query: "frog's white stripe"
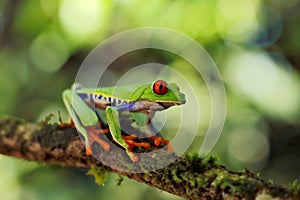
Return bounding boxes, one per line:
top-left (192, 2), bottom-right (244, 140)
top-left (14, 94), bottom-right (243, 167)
top-left (90, 93), bottom-right (130, 106)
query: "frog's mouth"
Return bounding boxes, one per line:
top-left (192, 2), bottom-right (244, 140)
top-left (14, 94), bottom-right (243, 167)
top-left (157, 100), bottom-right (186, 109)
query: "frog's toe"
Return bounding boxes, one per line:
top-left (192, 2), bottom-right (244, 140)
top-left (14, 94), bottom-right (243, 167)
top-left (123, 135), bottom-right (151, 148)
top-left (101, 141), bottom-right (110, 151)
top-left (85, 146), bottom-right (92, 156)
top-left (128, 152), bottom-right (139, 162)
top-left (122, 135), bottom-right (153, 162)
top-left (150, 136), bottom-right (173, 152)
top-left (86, 126), bottom-right (111, 151)
top-left (153, 136), bottom-right (162, 146)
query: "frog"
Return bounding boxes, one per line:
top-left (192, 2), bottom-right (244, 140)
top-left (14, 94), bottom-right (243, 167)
top-left (62, 80), bottom-right (186, 162)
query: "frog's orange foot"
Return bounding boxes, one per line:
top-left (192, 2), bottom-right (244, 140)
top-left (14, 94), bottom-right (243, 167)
top-left (59, 119), bottom-right (75, 128)
top-left (122, 134), bottom-right (152, 162)
top-left (86, 126), bottom-right (111, 154)
top-left (123, 134), bottom-right (151, 149)
top-left (128, 152), bottom-right (139, 162)
top-left (150, 136), bottom-right (173, 152)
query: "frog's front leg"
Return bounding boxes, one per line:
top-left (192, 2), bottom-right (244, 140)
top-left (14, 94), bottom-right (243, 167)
top-left (62, 89), bottom-right (110, 155)
top-left (105, 102), bottom-right (155, 162)
top-left (105, 106), bottom-right (137, 162)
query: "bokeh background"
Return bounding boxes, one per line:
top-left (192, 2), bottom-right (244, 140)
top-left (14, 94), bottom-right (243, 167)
top-left (0, 0), bottom-right (299, 199)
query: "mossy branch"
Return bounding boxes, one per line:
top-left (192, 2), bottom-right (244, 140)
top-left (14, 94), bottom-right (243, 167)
top-left (0, 117), bottom-right (298, 200)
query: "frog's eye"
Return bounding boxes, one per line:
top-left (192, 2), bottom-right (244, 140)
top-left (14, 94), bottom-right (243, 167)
top-left (153, 80), bottom-right (168, 95)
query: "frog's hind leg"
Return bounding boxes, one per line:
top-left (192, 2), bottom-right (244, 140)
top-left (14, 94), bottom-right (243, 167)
top-left (62, 89), bottom-right (110, 155)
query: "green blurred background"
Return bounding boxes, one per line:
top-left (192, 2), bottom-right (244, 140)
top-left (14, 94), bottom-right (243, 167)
top-left (0, 0), bottom-right (299, 199)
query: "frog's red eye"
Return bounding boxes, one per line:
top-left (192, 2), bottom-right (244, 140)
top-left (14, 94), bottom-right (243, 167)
top-left (152, 80), bottom-right (168, 95)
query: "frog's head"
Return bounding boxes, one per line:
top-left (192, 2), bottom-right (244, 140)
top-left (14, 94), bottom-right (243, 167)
top-left (132, 80), bottom-right (186, 109)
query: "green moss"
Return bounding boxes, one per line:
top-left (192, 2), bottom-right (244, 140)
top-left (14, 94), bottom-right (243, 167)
top-left (289, 179), bottom-right (300, 191)
top-left (288, 179), bottom-right (300, 197)
top-left (39, 113), bottom-right (54, 125)
top-left (184, 152), bottom-right (200, 162)
top-left (210, 169), bottom-right (228, 187)
top-left (87, 165), bottom-right (108, 186)
top-left (116, 175), bottom-right (124, 186)
top-left (171, 169), bottom-right (182, 183)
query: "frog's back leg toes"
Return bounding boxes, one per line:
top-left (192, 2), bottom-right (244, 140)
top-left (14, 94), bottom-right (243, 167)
top-left (85, 126), bottom-right (111, 155)
top-left (150, 136), bottom-right (173, 152)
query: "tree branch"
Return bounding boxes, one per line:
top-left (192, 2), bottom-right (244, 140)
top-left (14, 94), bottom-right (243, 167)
top-left (0, 117), bottom-right (298, 199)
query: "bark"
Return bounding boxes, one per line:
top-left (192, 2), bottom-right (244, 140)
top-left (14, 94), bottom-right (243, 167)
top-left (0, 117), bottom-right (299, 200)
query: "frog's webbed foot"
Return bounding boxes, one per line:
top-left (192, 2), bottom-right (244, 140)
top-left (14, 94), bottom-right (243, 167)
top-left (150, 136), bottom-right (174, 152)
top-left (122, 134), bottom-right (151, 162)
top-left (85, 126), bottom-right (110, 155)
top-left (123, 134), bottom-right (151, 149)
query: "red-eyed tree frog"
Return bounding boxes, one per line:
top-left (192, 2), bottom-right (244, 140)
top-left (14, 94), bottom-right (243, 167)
top-left (62, 80), bottom-right (186, 162)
